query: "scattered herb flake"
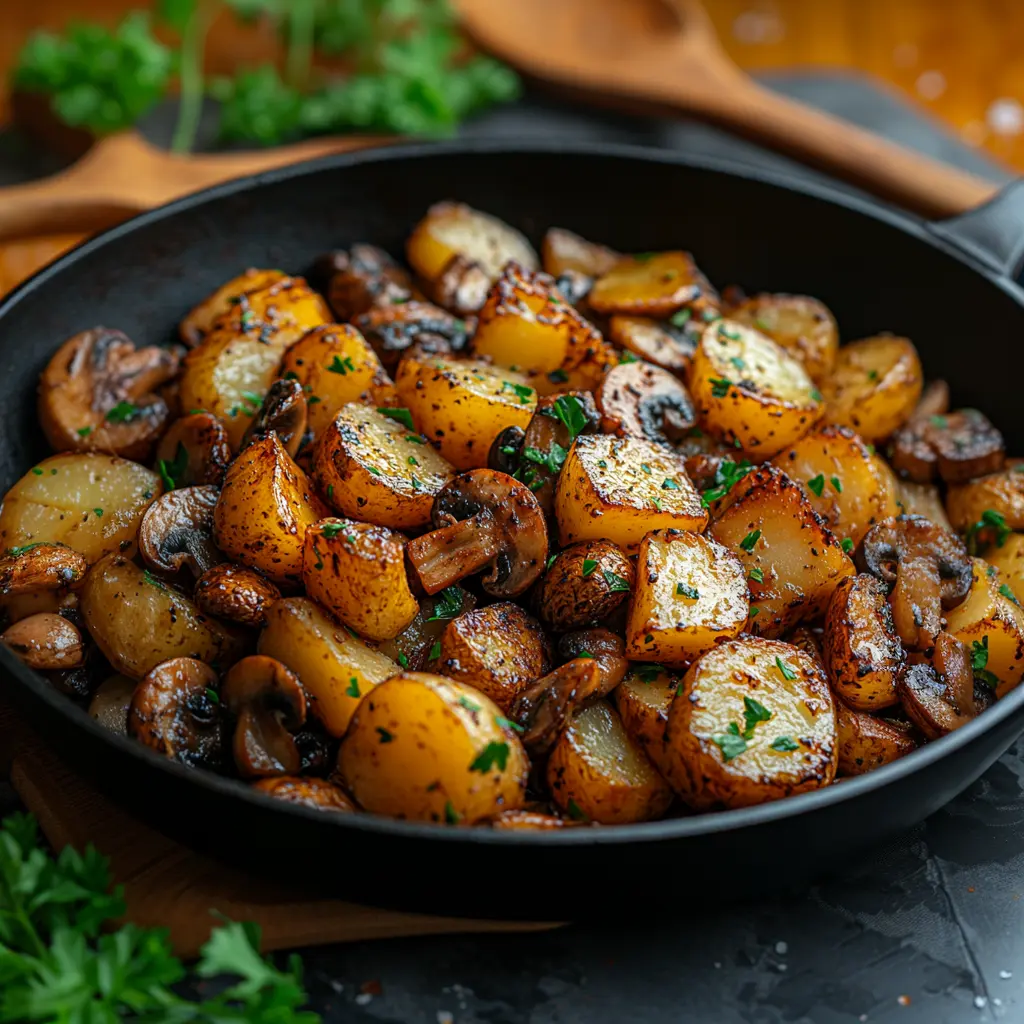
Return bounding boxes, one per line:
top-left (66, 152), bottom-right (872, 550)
top-left (377, 727), bottom-right (394, 743)
top-left (104, 400), bottom-right (137, 423)
top-left (749, 567), bottom-right (764, 584)
top-left (771, 736), bottom-right (800, 752)
top-left (469, 741), bottom-right (509, 773)
top-left (495, 715), bottom-right (525, 734)
top-left (502, 380), bottom-right (535, 404)
top-left (807, 473), bottom-right (825, 497)
top-left (427, 586), bottom-right (464, 622)
top-left (1000, 582), bottom-right (1020, 606)
top-left (552, 394), bottom-right (588, 439)
top-left (581, 558), bottom-right (598, 578)
top-left (670, 308), bottom-right (692, 327)
top-left (841, 537), bottom-right (855, 554)
top-left (830, 475), bottom-right (843, 493)
top-left (709, 377), bottom-right (732, 399)
top-left (740, 529), bottom-right (761, 553)
top-left (548, 368), bottom-right (569, 383)
top-left (775, 657), bottom-right (797, 681)
top-left (458, 695), bottom-right (481, 712)
top-left (676, 583), bottom-right (700, 599)
top-left (76, 425), bottom-right (93, 437)
top-left (566, 798), bottom-right (589, 821)
top-left (378, 407), bottom-right (415, 430)
top-left (444, 801), bottom-right (459, 825)
top-left (327, 355), bottom-right (355, 375)
top-left (346, 677), bottom-right (361, 698)
top-left (429, 640), bottom-right (442, 661)
top-left (603, 570), bottom-right (631, 592)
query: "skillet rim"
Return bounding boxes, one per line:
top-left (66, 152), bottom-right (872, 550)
top-left (1, 137), bottom-right (1022, 848)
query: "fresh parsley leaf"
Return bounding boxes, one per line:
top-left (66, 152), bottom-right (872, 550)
top-left (966, 508), bottom-right (1011, 553)
top-left (830, 475), bottom-right (843, 493)
top-left (377, 406), bottom-right (415, 430)
top-left (771, 736), bottom-right (800, 752)
top-left (841, 537), bottom-right (855, 554)
top-left (676, 583), bottom-right (699, 599)
top-left (548, 368), bottom-right (569, 383)
top-left (551, 394), bottom-right (588, 439)
top-left (618, 349), bottom-right (639, 364)
top-left (603, 570), bottom-right (631, 592)
top-left (581, 558), bottom-right (598, 578)
top-left (523, 442), bottom-right (568, 475)
top-left (713, 729), bottom-right (748, 761)
top-left (1000, 582), bottom-right (1020, 606)
top-left (662, 478), bottom-right (679, 490)
top-left (429, 640), bottom-right (442, 661)
top-left (457, 695), bottom-right (481, 712)
top-left (775, 657), bottom-right (797, 681)
top-left (495, 715), bottom-right (525, 734)
top-left (749, 567), bottom-right (764, 583)
top-left (444, 801), bottom-right (459, 825)
top-left (157, 441), bottom-right (189, 491)
top-left (469, 741), bottom-right (509, 773)
top-left (104, 400), bottom-right (138, 423)
top-left (377, 726), bottom-right (394, 743)
top-left (427, 586), bottom-right (463, 621)
top-left (670, 308), bottom-right (691, 328)
top-left (740, 529), bottom-right (761, 553)
top-left (700, 458), bottom-right (752, 506)
top-left (635, 664), bottom-right (666, 683)
top-left (502, 380), bottom-right (535, 404)
top-left (709, 377), bottom-right (732, 399)
top-left (327, 354), bottom-right (355, 375)
top-left (346, 676), bottom-right (361, 698)
top-left (807, 473), bottom-right (825, 497)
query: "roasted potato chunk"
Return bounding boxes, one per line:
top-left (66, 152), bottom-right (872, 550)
top-left (836, 703), bottom-right (917, 776)
top-left (822, 335), bottom-right (923, 442)
top-left (772, 424), bottom-right (900, 545)
top-left (314, 403), bottom-right (455, 529)
top-left (536, 540), bottom-right (634, 632)
top-left (689, 320), bottom-right (822, 457)
top-left (664, 636), bottom-right (837, 810)
top-left (81, 554), bottom-right (244, 679)
top-left (626, 529), bottom-right (748, 664)
top-left (0, 453), bottom-right (160, 564)
top-left (555, 434), bottom-right (706, 553)
top-left (302, 518), bottom-right (419, 641)
top-left (547, 702), bottom-right (673, 824)
top-left (338, 672), bottom-right (529, 823)
top-left (823, 573), bottom-right (904, 709)
top-left (213, 434), bottom-right (328, 587)
top-left (588, 252), bottom-right (715, 318)
top-left (179, 268), bottom-right (287, 347)
top-left (258, 596), bottom-right (399, 737)
top-left (606, 316), bottom-right (695, 376)
top-left (279, 324), bottom-right (397, 439)
top-left (946, 466), bottom-right (1024, 535)
top-left (613, 665), bottom-right (678, 778)
top-left (945, 558), bottom-right (1024, 698)
top-left (710, 466), bottom-right (854, 638)
top-left (541, 227), bottom-right (621, 278)
top-left (395, 352), bottom-right (537, 470)
top-left (435, 602), bottom-right (550, 712)
top-left (985, 532), bottom-right (1024, 604)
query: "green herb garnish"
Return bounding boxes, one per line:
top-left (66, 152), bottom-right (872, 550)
top-left (771, 736), bottom-right (800, 752)
top-left (377, 407), bottom-right (414, 430)
top-left (104, 400), bottom-right (137, 423)
top-left (469, 741), bottom-right (509, 773)
top-left (676, 583), bottom-right (699, 599)
top-left (775, 657), bottom-right (797, 681)
top-left (581, 558), bottom-right (598, 578)
top-left (807, 473), bottom-right (825, 498)
top-left (551, 394), bottom-right (588, 439)
top-left (740, 529), bottom-right (761, 553)
top-left (502, 380), bottom-right (535, 405)
top-left (427, 586), bottom-right (463, 622)
top-left (709, 377), bottom-right (732, 399)
top-left (603, 571), bottom-right (631, 592)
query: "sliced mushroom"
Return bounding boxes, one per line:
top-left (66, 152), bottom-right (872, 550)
top-left (0, 543), bottom-right (87, 596)
top-left (154, 412), bottom-right (232, 488)
top-left (856, 515), bottom-right (972, 649)
top-left (606, 316), bottom-right (696, 376)
top-left (595, 361), bottom-right (695, 446)
top-left (431, 254), bottom-right (492, 316)
top-left (1, 612), bottom-right (84, 670)
top-left (889, 408), bottom-right (1004, 484)
top-left (406, 469), bottom-right (549, 598)
top-left (194, 563), bottom-right (281, 628)
top-left (239, 378), bottom-right (308, 459)
top-left (537, 541), bottom-right (634, 632)
top-left (221, 655), bottom-right (307, 778)
top-left (38, 327), bottom-right (180, 460)
top-left (88, 673), bottom-right (137, 735)
top-left (488, 425), bottom-right (526, 475)
top-left (251, 775), bottom-right (355, 812)
top-left (139, 485), bottom-right (221, 578)
top-left (558, 628), bottom-right (629, 700)
top-left (508, 658), bottom-right (601, 755)
top-left (352, 301), bottom-right (470, 375)
top-left (552, 269), bottom-right (594, 308)
top-left (293, 727), bottom-right (334, 776)
top-left (898, 649), bottom-right (978, 741)
top-left (128, 657), bottom-right (223, 768)
top-left (315, 244), bottom-right (413, 321)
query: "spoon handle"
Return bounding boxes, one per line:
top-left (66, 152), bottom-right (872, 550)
top-left (694, 75), bottom-right (998, 219)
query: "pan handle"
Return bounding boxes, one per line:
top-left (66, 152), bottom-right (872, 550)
top-left (927, 179), bottom-right (1024, 281)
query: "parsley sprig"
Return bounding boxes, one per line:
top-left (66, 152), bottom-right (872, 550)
top-left (712, 696), bottom-right (772, 762)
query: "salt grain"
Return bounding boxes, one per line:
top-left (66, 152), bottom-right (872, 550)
top-left (974, 995), bottom-right (988, 1009)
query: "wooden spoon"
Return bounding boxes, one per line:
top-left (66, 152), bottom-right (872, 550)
top-left (0, 130), bottom-right (387, 243)
top-left (454, 0), bottom-right (999, 218)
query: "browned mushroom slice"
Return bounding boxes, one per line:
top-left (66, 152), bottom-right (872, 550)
top-left (352, 301), bottom-right (470, 375)
top-left (194, 563), bottom-right (281, 628)
top-left (1, 612), bottom-right (84, 670)
top-left (898, 652), bottom-right (978, 741)
top-left (317, 244), bottom-right (413, 321)
top-left (238, 378), bottom-right (308, 459)
top-left (541, 226), bottom-right (621, 278)
top-left (537, 542), bottom-right (634, 632)
top-left (595, 361), bottom-right (695, 446)
top-left (155, 412), bottom-right (232, 489)
top-left (88, 673), bottom-right (137, 735)
top-left (552, 269), bottom-right (594, 308)
top-left (251, 775), bottom-right (356, 812)
top-left (487, 425), bottom-right (526, 475)
top-left (139, 485), bottom-right (222, 578)
top-left (431, 254), bottom-right (492, 316)
top-left (508, 658), bottom-right (601, 755)
top-left (221, 655), bottom-right (307, 778)
top-left (856, 515), bottom-right (972, 649)
top-left (607, 316), bottom-right (696, 376)
top-left (128, 657), bottom-right (223, 768)
top-left (0, 544), bottom-right (87, 595)
top-left (406, 470), bottom-right (549, 597)
top-left (889, 408), bottom-right (1005, 484)
top-left (38, 327), bottom-right (181, 460)
top-left (558, 628), bottom-right (629, 700)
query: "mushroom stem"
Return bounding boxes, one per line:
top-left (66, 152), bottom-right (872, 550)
top-left (510, 658), bottom-right (600, 756)
top-left (406, 514), bottom-right (502, 595)
top-left (931, 630), bottom-right (975, 717)
top-left (889, 558), bottom-right (943, 649)
top-left (559, 629), bottom-right (628, 701)
top-left (185, 532), bottom-right (222, 578)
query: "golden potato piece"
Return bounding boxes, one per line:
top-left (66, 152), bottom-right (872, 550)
top-left (258, 596), bottom-right (399, 737)
top-left (338, 672), bottom-right (528, 823)
top-left (435, 602), bottom-right (550, 712)
top-left (822, 573), bottom-right (904, 710)
top-left (213, 434), bottom-right (328, 587)
top-left (588, 252), bottom-right (715, 318)
top-left (836, 703), bottom-right (917, 776)
top-left (555, 434), bottom-right (706, 553)
top-left (772, 424), bottom-right (899, 545)
top-left (946, 466), bottom-right (1024, 536)
top-left (945, 558), bottom-right (1024, 698)
top-left (541, 226), bottom-right (621, 278)
top-left (406, 201), bottom-right (538, 284)
top-left (986, 532), bottom-right (1024, 604)
top-left (81, 554), bottom-right (245, 679)
top-left (547, 702), bottom-right (673, 824)
top-left (302, 518), bottom-right (419, 641)
top-left (0, 453), bottom-right (160, 564)
top-left (689, 320), bottom-right (822, 458)
top-left (395, 352), bottom-right (536, 470)
top-left (822, 335), bottom-right (923, 442)
top-left (279, 324), bottom-right (397, 440)
top-left (626, 529), bottom-right (748, 665)
top-left (613, 665), bottom-right (679, 778)
top-left (179, 268), bottom-right (287, 347)
top-left (314, 403), bottom-right (455, 529)
top-left (664, 636), bottom-right (837, 810)
top-left (710, 466), bottom-right (854, 638)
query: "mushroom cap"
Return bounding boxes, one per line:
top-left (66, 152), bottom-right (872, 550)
top-left (0, 543), bottom-right (88, 596)
top-left (509, 658), bottom-right (600, 755)
top-left (251, 775), bottom-right (355, 812)
top-left (596, 362), bottom-right (695, 446)
top-left (1, 612), bottom-right (84, 671)
top-left (194, 563), bottom-right (281, 628)
top-left (537, 541), bottom-right (634, 632)
top-left (487, 425), bottom-right (525, 475)
top-left (890, 408), bottom-right (1005, 485)
top-left (139, 484), bottom-right (221, 576)
top-left (155, 412), bottom-right (232, 488)
top-left (239, 378), bottom-right (308, 459)
top-left (558, 627), bottom-right (629, 700)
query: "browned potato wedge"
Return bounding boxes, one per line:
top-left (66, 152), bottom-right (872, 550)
top-left (836, 702), bottom-right (917, 776)
top-left (258, 596), bottom-right (399, 737)
top-left (664, 636), bottom-right (837, 810)
top-left (81, 554), bottom-right (245, 679)
top-left (541, 227), bottom-right (621, 278)
top-left (710, 466), bottom-right (854, 638)
top-left (0, 453), bottom-right (160, 564)
top-left (213, 434), bottom-right (329, 587)
top-left (822, 335), bottom-right (923, 442)
top-left (314, 403), bottom-right (455, 529)
top-left (395, 352), bottom-right (537, 470)
top-left (896, 478), bottom-right (952, 529)
top-left (613, 665), bottom-right (679, 778)
top-left (822, 573), bottom-right (904, 710)
top-left (689, 320), bottom-right (822, 457)
top-left (986, 533), bottom-right (1024, 604)
top-left (946, 466), bottom-right (1024, 535)
top-left (536, 540), bottom-right (634, 632)
top-left (555, 434), bottom-right (707, 553)
top-left (435, 602), bottom-right (550, 712)
top-left (338, 672), bottom-right (529, 823)
top-left (179, 268), bottom-right (287, 347)
top-left (547, 702), bottom-right (673, 824)
top-left (406, 201), bottom-right (538, 284)
top-left (772, 424), bottom-right (900, 545)
top-left (302, 518), bottom-right (418, 641)
top-left (945, 557), bottom-right (1024, 698)
top-left (724, 293), bottom-right (839, 383)
top-left (588, 252), bottom-right (715, 319)
top-left (626, 529), bottom-right (748, 665)
top-left (607, 316), bottom-right (695, 376)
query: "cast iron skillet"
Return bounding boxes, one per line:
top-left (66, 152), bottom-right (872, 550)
top-left (3, 142), bottom-right (1024, 920)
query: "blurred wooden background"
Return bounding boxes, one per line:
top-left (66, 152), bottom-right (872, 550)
top-left (3, 0), bottom-right (1024, 295)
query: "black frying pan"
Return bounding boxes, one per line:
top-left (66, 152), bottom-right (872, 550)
top-left (2, 142), bottom-right (1024, 920)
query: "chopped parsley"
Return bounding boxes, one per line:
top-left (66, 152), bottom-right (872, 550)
top-left (141, 570), bottom-right (167, 591)
top-left (719, 326), bottom-right (741, 341)
top-left (457, 695), bottom-right (481, 712)
top-left (566, 798), bottom-right (589, 821)
top-left (662, 478), bottom-right (679, 490)
top-left (640, 463), bottom-right (652, 475)
top-left (427, 586), bottom-right (464, 621)
top-left (603, 571), bottom-right (631, 592)
top-left (502, 380), bottom-right (535, 405)
top-left (546, 552), bottom-right (559, 571)
top-left (807, 473), bottom-right (825, 498)
top-left (670, 308), bottom-right (692, 328)
top-left (740, 529), bottom-right (761, 553)
top-left (93, 508), bottom-right (103, 517)
top-left (713, 696), bottom-right (773, 761)
top-left (810, 387), bottom-right (823, 402)
top-left (676, 583), bottom-right (699, 599)
top-left (104, 400), bottom-right (137, 423)
top-left (971, 636), bottom-right (999, 689)
top-left (771, 736), bottom-right (800, 752)
top-left (966, 508), bottom-right (1011, 553)
top-left (469, 741), bottom-right (509, 773)
top-left (397, 654), bottom-right (409, 668)
top-left (405, 433), bottom-right (426, 444)
top-left (444, 801), bottom-right (460, 825)
top-left (328, 355), bottom-right (355, 375)
top-left (597, 460), bottom-right (608, 469)
top-left (775, 657), bottom-right (797, 681)
top-left (1000, 582), bottom-right (1020, 606)
top-left (700, 459), bottom-right (752, 506)
top-left (523, 442), bottom-right (568, 475)
top-left (495, 715), bottom-right (525, 734)
top-left (76, 425), bottom-right (92, 438)
top-left (205, 688), bottom-right (219, 705)
top-left (548, 368), bottom-right (569, 384)
top-left (345, 677), bottom-right (361, 698)
top-left (551, 394), bottom-right (589, 439)
top-left (320, 522), bottom-right (345, 539)
top-left (841, 537), bottom-right (855, 554)
top-left (635, 664), bottom-right (666, 683)
top-left (749, 567), bottom-right (764, 584)
top-left (429, 641), bottom-right (442, 661)
top-left (867, 369), bottom-right (879, 381)
top-left (729, 356), bottom-right (746, 371)
top-left (712, 726), bottom-right (749, 762)
top-left (6, 544), bottom-right (45, 558)
top-left (581, 558), bottom-right (598, 578)
top-left (408, 455), bottom-right (419, 466)
top-left (931, 414), bottom-right (948, 429)
top-left (830, 475), bottom-right (843, 493)
top-left (619, 349), bottom-right (639, 364)
top-left (157, 441), bottom-right (189, 492)
top-left (378, 407), bottom-right (414, 430)
top-left (709, 377), bottom-right (732, 399)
